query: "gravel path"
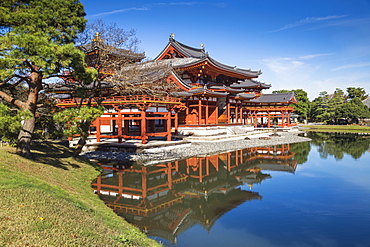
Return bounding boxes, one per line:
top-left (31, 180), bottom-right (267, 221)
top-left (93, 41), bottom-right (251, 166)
top-left (81, 131), bottom-right (311, 165)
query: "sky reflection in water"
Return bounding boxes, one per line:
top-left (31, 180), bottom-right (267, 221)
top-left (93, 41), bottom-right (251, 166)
top-left (94, 132), bottom-right (370, 247)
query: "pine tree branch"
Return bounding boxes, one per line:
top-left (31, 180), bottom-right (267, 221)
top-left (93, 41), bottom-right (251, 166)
top-left (0, 90), bottom-right (26, 109)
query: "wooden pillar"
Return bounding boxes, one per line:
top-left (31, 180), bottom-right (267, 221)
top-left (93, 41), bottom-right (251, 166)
top-left (186, 99), bottom-right (190, 124)
top-left (239, 104), bottom-right (243, 124)
top-left (281, 111), bottom-right (285, 128)
top-left (118, 169), bottom-right (123, 195)
top-left (206, 157), bottom-right (210, 176)
top-left (166, 110), bottom-right (172, 141)
top-left (205, 98), bottom-right (209, 125)
top-left (227, 98), bottom-right (231, 124)
top-left (96, 176), bottom-right (101, 192)
top-left (267, 111), bottom-right (271, 128)
top-left (167, 162), bottom-right (172, 190)
top-left (117, 112), bottom-right (123, 143)
top-left (215, 98), bottom-right (219, 124)
top-left (96, 117), bottom-right (101, 142)
top-left (140, 109), bottom-right (147, 144)
top-left (198, 98), bottom-right (202, 124)
top-left (174, 160), bottom-right (179, 172)
top-left (174, 110), bottom-right (179, 135)
top-left (227, 153), bottom-right (231, 171)
top-left (199, 159), bottom-right (203, 183)
top-left (238, 104), bottom-right (240, 123)
top-left (141, 167), bottom-right (147, 198)
top-left (254, 112), bottom-right (258, 128)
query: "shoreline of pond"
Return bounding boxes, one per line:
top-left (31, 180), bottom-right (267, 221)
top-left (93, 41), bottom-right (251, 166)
top-left (0, 144), bottom-right (161, 246)
top-left (81, 131), bottom-right (312, 165)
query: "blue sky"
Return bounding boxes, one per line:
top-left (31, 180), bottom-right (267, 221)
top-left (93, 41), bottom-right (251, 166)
top-left (80, 0), bottom-right (370, 99)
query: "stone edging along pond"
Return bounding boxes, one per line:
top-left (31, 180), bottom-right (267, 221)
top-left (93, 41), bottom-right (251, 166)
top-left (81, 131), bottom-right (312, 165)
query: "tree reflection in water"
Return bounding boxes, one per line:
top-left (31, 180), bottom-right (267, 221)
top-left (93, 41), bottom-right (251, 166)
top-left (307, 132), bottom-right (370, 160)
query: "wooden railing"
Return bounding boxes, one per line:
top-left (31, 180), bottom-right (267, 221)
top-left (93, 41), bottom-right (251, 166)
top-left (57, 95), bottom-right (182, 106)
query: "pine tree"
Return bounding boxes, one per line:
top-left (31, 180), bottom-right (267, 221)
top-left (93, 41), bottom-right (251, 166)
top-left (0, 1), bottom-right (95, 157)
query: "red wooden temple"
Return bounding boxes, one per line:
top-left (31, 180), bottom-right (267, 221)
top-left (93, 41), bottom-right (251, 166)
top-left (50, 34), bottom-right (297, 143)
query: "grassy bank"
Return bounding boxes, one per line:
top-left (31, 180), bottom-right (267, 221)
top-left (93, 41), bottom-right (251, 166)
top-left (300, 124), bottom-right (370, 133)
top-left (0, 142), bottom-right (161, 247)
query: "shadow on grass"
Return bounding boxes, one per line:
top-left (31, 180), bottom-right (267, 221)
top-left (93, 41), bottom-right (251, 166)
top-left (30, 140), bottom-right (101, 171)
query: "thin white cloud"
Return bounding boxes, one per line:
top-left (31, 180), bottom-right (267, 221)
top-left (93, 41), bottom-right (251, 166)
top-left (332, 62), bottom-right (370, 71)
top-left (89, 7), bottom-right (149, 17)
top-left (89, 2), bottom-right (225, 17)
top-left (255, 53), bottom-right (370, 100)
top-left (270, 15), bottom-right (348, 33)
top-left (299, 53), bottom-right (335, 60)
top-left (319, 17), bottom-right (370, 29)
top-left (260, 53), bottom-right (370, 99)
top-left (154, 2), bottom-right (225, 7)
top-left (260, 56), bottom-right (320, 98)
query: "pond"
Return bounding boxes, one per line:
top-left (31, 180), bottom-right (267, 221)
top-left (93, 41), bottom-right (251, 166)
top-left (92, 132), bottom-right (370, 247)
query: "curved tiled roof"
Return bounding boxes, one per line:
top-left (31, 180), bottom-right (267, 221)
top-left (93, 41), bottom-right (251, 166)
top-left (206, 57), bottom-right (261, 78)
top-left (45, 80), bottom-right (114, 93)
top-left (236, 93), bottom-right (257, 99)
top-left (248, 92), bottom-right (296, 103)
top-left (225, 87), bottom-right (245, 93)
top-left (230, 79), bottom-right (270, 89)
top-left (170, 91), bottom-right (193, 97)
top-left (208, 85), bottom-right (225, 90)
top-left (188, 87), bottom-right (228, 97)
top-left (169, 38), bottom-right (207, 58)
top-left (78, 40), bottom-right (145, 61)
top-left (155, 37), bottom-right (262, 78)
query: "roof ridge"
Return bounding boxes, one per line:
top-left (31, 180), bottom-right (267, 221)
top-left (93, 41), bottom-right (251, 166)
top-left (170, 37), bottom-right (206, 58)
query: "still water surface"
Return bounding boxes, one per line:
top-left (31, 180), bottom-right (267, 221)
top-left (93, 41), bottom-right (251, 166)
top-left (92, 132), bottom-right (370, 247)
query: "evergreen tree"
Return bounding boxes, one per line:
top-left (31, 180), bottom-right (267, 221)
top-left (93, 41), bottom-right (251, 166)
top-left (310, 89), bottom-right (346, 123)
top-left (310, 91), bottom-right (329, 122)
top-left (272, 89), bottom-right (310, 122)
top-left (335, 97), bottom-right (370, 123)
top-left (54, 106), bottom-right (104, 156)
top-left (346, 87), bottom-right (368, 101)
top-left (0, 1), bottom-right (95, 157)
top-left (328, 88), bottom-right (345, 123)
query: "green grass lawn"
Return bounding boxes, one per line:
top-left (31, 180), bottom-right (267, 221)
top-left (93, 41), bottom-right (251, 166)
top-left (0, 141), bottom-right (161, 247)
top-left (300, 124), bottom-right (370, 133)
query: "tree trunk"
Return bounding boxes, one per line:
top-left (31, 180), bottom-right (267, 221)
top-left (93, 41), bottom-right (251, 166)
top-left (17, 117), bottom-right (36, 158)
top-left (73, 137), bottom-right (86, 157)
top-left (73, 120), bottom-right (92, 157)
top-left (16, 69), bottom-right (42, 158)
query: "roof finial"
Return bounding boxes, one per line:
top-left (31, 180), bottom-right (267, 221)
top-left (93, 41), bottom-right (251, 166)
top-left (92, 32), bottom-right (102, 42)
top-left (200, 43), bottom-right (205, 49)
top-left (170, 33), bottom-right (175, 39)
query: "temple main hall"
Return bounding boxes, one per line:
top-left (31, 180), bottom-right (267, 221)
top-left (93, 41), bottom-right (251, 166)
top-left (51, 34), bottom-right (297, 144)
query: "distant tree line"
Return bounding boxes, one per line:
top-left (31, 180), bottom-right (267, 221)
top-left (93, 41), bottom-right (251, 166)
top-left (273, 87), bottom-right (370, 124)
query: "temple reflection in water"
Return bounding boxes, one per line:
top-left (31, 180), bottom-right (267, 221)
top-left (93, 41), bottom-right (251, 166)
top-left (92, 144), bottom-right (298, 244)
